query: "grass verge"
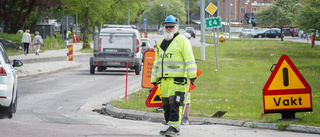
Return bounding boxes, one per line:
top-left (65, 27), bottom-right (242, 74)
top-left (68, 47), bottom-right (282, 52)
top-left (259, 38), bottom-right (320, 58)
top-left (110, 37), bottom-right (320, 127)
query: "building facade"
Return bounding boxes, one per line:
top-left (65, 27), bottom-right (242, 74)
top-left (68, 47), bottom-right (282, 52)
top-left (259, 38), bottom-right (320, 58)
top-left (218, 0), bottom-right (274, 23)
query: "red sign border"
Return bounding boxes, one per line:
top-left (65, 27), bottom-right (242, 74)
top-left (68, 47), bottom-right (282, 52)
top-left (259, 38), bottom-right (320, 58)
top-left (262, 54), bottom-right (312, 112)
top-left (145, 85), bottom-right (162, 107)
top-left (263, 54), bottom-right (311, 95)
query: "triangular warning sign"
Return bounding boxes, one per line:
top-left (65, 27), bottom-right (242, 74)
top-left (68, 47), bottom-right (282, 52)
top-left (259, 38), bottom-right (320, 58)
top-left (145, 85), bottom-right (162, 107)
top-left (219, 36), bottom-right (225, 43)
top-left (263, 55), bottom-right (311, 95)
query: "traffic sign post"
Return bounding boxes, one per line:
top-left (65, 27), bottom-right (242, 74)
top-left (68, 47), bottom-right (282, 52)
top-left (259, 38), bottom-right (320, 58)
top-left (205, 17), bottom-right (222, 29)
top-left (144, 17), bottom-right (147, 32)
top-left (263, 55), bottom-right (312, 121)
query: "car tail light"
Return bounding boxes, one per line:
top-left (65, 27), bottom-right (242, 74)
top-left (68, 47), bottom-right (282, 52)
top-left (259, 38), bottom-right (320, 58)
top-left (148, 46), bottom-right (153, 51)
top-left (136, 39), bottom-right (139, 53)
top-left (99, 38), bottom-right (102, 52)
top-left (0, 67), bottom-right (7, 76)
top-left (95, 62), bottom-right (102, 65)
top-left (0, 96), bottom-right (7, 99)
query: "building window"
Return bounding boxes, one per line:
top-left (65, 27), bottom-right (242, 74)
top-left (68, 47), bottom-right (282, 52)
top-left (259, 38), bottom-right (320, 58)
top-left (252, 7), bottom-right (257, 12)
top-left (241, 7), bottom-right (245, 13)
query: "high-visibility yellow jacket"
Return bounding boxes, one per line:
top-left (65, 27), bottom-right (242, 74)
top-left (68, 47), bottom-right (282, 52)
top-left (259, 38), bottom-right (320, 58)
top-left (151, 34), bottom-right (197, 83)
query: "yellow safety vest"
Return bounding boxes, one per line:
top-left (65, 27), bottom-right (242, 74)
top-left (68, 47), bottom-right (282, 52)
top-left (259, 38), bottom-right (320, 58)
top-left (151, 34), bottom-right (197, 83)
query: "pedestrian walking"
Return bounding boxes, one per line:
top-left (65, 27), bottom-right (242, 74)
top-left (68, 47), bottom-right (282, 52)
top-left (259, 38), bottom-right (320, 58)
top-left (32, 31), bottom-right (43, 56)
top-left (21, 29), bottom-right (31, 55)
top-left (151, 15), bottom-right (197, 137)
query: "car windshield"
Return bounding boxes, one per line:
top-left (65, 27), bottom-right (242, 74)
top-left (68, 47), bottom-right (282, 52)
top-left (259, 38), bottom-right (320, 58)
top-left (141, 39), bottom-right (151, 46)
top-left (185, 27), bottom-right (194, 31)
top-left (180, 29), bottom-right (187, 33)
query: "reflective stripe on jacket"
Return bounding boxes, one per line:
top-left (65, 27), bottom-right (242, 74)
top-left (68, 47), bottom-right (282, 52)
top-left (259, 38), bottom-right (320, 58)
top-left (151, 34), bottom-right (197, 83)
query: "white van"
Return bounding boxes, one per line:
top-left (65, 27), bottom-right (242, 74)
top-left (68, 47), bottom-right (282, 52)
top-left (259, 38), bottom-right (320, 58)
top-left (90, 27), bottom-right (142, 75)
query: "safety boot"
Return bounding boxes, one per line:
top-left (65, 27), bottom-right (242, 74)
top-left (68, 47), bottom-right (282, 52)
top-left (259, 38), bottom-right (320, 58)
top-left (162, 126), bottom-right (180, 137)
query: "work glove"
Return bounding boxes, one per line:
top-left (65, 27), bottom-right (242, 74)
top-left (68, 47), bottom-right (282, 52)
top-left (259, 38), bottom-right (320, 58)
top-left (151, 82), bottom-right (157, 86)
top-left (190, 78), bottom-right (196, 85)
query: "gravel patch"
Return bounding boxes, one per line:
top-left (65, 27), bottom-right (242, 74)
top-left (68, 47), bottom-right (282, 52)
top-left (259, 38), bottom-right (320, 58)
top-left (15, 61), bottom-right (82, 78)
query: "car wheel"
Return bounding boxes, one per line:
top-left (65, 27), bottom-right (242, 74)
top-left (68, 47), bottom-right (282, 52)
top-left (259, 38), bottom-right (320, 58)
top-left (258, 35), bottom-right (262, 38)
top-left (5, 91), bottom-right (15, 119)
top-left (135, 64), bottom-right (141, 75)
top-left (90, 65), bottom-right (95, 74)
top-left (12, 91), bottom-right (17, 113)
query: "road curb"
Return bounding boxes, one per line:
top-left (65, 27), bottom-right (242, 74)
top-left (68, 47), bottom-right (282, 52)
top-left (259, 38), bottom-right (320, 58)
top-left (104, 104), bottom-right (320, 134)
top-left (17, 62), bottom-right (82, 79)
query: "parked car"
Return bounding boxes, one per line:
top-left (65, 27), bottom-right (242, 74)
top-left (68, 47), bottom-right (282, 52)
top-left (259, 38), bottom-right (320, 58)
top-left (282, 28), bottom-right (291, 36)
top-left (0, 42), bottom-right (23, 118)
top-left (252, 29), bottom-right (281, 38)
top-left (185, 27), bottom-right (196, 38)
top-left (179, 29), bottom-right (191, 39)
top-left (240, 29), bottom-right (254, 37)
top-left (158, 27), bottom-right (164, 35)
top-left (141, 38), bottom-right (153, 62)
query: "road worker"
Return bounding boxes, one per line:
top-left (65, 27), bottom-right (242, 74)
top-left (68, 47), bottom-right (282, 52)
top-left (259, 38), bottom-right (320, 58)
top-left (151, 15), bottom-right (197, 137)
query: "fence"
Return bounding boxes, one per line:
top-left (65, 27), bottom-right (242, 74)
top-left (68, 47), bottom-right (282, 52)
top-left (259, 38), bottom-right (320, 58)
top-left (135, 23), bottom-right (201, 32)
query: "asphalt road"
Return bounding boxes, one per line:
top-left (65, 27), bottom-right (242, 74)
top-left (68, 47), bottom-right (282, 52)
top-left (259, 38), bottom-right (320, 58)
top-left (1, 32), bottom-right (319, 136)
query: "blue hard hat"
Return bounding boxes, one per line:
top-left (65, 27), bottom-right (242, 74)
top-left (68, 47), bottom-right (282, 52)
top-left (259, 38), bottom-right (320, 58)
top-left (164, 15), bottom-right (179, 24)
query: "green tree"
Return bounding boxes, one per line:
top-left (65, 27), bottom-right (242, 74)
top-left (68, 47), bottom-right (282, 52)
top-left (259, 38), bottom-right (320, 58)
top-left (62, 0), bottom-right (111, 49)
top-left (62, 0), bottom-right (146, 49)
top-left (140, 0), bottom-right (186, 27)
top-left (0, 0), bottom-right (62, 34)
top-left (254, 0), bottom-right (301, 41)
top-left (298, 0), bottom-right (320, 48)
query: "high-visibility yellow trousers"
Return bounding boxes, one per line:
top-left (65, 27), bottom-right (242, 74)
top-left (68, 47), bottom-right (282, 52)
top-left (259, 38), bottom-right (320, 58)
top-left (159, 77), bottom-right (187, 128)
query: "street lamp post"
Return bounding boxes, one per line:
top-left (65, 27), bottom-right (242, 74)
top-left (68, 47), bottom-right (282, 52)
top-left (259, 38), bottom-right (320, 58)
top-left (160, 4), bottom-right (168, 17)
top-left (246, 0), bottom-right (256, 42)
top-left (225, 0), bottom-right (227, 40)
top-left (128, 0), bottom-right (130, 25)
top-left (249, 0), bottom-right (251, 42)
top-left (188, 0), bottom-right (190, 26)
top-left (229, 1), bottom-right (232, 42)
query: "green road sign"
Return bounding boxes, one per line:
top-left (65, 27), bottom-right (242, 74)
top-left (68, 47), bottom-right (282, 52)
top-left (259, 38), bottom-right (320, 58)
top-left (205, 16), bottom-right (222, 29)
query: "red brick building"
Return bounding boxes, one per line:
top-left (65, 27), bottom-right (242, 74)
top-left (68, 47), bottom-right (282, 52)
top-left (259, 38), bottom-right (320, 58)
top-left (218, 0), bottom-right (274, 23)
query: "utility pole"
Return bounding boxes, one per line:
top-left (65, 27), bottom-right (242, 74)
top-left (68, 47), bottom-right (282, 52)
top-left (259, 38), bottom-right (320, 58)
top-left (128, 0), bottom-right (130, 25)
top-left (200, 0), bottom-right (205, 61)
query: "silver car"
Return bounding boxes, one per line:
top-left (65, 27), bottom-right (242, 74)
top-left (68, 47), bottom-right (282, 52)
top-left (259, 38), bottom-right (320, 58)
top-left (0, 42), bottom-right (23, 118)
top-left (179, 29), bottom-right (191, 39)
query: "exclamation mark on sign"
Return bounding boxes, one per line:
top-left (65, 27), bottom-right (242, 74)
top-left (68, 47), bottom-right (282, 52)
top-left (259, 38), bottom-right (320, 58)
top-left (283, 68), bottom-right (289, 86)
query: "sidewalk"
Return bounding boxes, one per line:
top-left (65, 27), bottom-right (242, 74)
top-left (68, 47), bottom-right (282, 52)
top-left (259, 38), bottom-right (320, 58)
top-left (9, 42), bottom-right (91, 63)
top-left (9, 42), bottom-right (90, 78)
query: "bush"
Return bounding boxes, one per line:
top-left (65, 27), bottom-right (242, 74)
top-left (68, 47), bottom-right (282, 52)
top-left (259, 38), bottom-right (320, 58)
top-left (42, 36), bottom-right (65, 50)
top-left (0, 32), bottom-right (24, 43)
